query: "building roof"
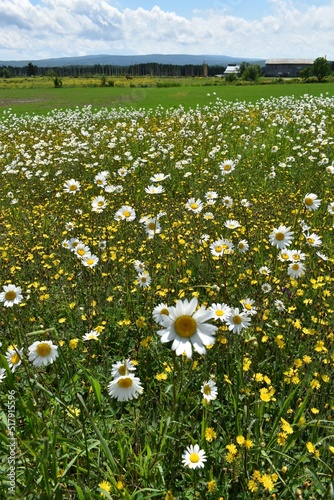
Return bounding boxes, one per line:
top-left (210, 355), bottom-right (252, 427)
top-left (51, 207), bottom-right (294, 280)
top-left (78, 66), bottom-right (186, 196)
top-left (224, 65), bottom-right (240, 74)
top-left (265, 58), bottom-right (314, 65)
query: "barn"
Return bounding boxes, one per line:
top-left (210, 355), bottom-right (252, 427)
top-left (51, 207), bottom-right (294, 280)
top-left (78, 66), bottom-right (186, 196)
top-left (264, 58), bottom-right (314, 77)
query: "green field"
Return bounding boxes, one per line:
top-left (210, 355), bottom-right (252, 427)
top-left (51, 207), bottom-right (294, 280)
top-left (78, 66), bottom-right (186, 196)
top-left (0, 83), bottom-right (333, 499)
top-left (1, 77), bottom-right (334, 115)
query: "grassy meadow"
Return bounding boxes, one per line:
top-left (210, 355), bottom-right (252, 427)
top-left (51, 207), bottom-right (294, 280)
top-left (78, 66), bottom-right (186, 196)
top-left (1, 75), bottom-right (334, 114)
top-left (0, 84), bottom-right (333, 499)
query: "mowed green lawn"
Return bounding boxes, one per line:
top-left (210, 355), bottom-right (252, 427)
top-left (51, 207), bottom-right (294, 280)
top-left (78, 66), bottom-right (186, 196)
top-left (0, 80), bottom-right (334, 115)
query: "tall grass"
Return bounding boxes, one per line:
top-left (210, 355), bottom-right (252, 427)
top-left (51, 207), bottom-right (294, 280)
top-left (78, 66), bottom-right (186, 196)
top-left (0, 93), bottom-right (333, 499)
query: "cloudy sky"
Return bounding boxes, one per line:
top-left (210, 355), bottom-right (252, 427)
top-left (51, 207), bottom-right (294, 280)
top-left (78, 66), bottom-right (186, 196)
top-left (0, 0), bottom-right (333, 61)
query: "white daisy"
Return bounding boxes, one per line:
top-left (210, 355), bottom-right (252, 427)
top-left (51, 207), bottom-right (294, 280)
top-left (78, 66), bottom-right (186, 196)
top-left (240, 298), bottom-right (257, 316)
top-left (289, 250), bottom-right (306, 262)
top-left (150, 173), bottom-right (171, 182)
top-left (157, 297), bottom-right (217, 358)
top-left (182, 444), bottom-right (207, 469)
top-left (219, 160), bottom-right (235, 175)
top-left (237, 239), bottom-right (249, 253)
top-left (304, 193), bottom-right (321, 211)
top-left (108, 374), bottom-right (143, 401)
top-left (153, 303), bottom-right (170, 325)
top-left (5, 347), bottom-right (23, 372)
top-left (205, 190), bottom-right (218, 204)
top-left (114, 205), bottom-right (136, 222)
top-left (288, 262), bottom-right (306, 279)
top-left (134, 260), bottom-right (145, 273)
top-left (277, 249), bottom-right (292, 262)
top-left (145, 185), bottom-right (165, 194)
top-left (111, 359), bottom-right (136, 378)
top-left (91, 195), bottom-right (107, 213)
top-left (222, 196), bottom-right (233, 208)
top-left (261, 283), bottom-right (272, 293)
top-left (63, 179), bottom-right (81, 194)
top-left (137, 272), bottom-right (152, 288)
top-left (210, 238), bottom-right (234, 256)
top-left (28, 340), bottom-right (58, 367)
top-left (259, 266), bottom-right (271, 276)
top-left (226, 307), bottom-right (251, 334)
top-left (305, 232), bottom-right (322, 247)
top-left (327, 202), bottom-right (334, 215)
top-left (73, 243), bottom-right (91, 259)
top-left (269, 225), bottom-right (294, 249)
top-left (209, 303), bottom-right (231, 322)
top-left (0, 284), bottom-right (23, 307)
top-left (0, 368), bottom-right (6, 383)
top-left (185, 198), bottom-right (203, 213)
top-left (82, 330), bottom-right (100, 341)
top-left (201, 380), bottom-right (218, 402)
top-left (275, 299), bottom-right (286, 311)
top-left (224, 219), bottom-right (241, 229)
top-left (82, 253), bottom-right (99, 268)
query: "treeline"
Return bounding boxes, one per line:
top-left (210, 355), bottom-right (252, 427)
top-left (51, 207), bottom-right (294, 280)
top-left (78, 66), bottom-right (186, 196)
top-left (0, 62), bottom-right (226, 78)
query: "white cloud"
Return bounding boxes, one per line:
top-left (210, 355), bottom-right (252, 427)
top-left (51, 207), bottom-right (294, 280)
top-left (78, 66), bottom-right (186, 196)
top-left (0, 0), bottom-right (333, 60)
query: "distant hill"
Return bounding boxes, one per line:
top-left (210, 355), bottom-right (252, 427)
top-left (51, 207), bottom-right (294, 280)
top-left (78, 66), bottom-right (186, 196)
top-left (0, 54), bottom-right (265, 68)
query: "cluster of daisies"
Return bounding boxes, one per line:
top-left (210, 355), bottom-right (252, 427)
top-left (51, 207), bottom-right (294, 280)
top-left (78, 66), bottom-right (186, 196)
top-left (107, 359), bottom-right (143, 402)
top-left (153, 296), bottom-right (253, 359)
top-left (62, 237), bottom-right (100, 268)
top-left (0, 340), bottom-right (59, 383)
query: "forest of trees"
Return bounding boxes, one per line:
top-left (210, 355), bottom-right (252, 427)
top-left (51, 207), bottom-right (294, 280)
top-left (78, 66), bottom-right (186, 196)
top-left (0, 62), bottom-right (227, 78)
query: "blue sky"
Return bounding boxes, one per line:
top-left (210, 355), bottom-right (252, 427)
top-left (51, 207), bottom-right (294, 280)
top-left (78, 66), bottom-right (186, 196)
top-left (0, 0), bottom-right (333, 61)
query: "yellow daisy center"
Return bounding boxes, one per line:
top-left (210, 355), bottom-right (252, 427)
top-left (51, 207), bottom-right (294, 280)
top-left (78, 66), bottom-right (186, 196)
top-left (148, 222), bottom-right (156, 230)
top-left (118, 365), bottom-right (127, 376)
top-left (11, 353), bottom-right (20, 364)
top-left (69, 184), bottom-right (77, 191)
top-left (36, 343), bottom-right (51, 357)
top-left (275, 232), bottom-right (285, 241)
top-left (305, 197), bottom-right (313, 206)
top-left (97, 201), bottom-right (104, 207)
top-left (224, 165), bottom-right (231, 171)
top-left (123, 211), bottom-right (131, 218)
top-left (233, 315), bottom-right (242, 325)
top-left (307, 238), bottom-right (314, 244)
top-left (117, 377), bottom-right (133, 388)
top-left (203, 385), bottom-right (211, 395)
top-left (215, 246), bottom-right (222, 253)
top-left (245, 304), bottom-right (252, 311)
top-left (215, 309), bottom-right (224, 316)
top-left (160, 308), bottom-right (169, 316)
top-left (190, 203), bottom-right (198, 210)
top-left (189, 453), bottom-right (200, 463)
top-left (174, 315), bottom-right (197, 338)
top-left (86, 259), bottom-right (95, 266)
top-left (77, 249), bottom-right (85, 256)
top-left (5, 291), bottom-right (16, 301)
top-left (292, 264), bottom-right (300, 271)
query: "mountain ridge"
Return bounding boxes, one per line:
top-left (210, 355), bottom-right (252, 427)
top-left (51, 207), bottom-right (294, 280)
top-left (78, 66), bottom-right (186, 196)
top-left (0, 53), bottom-right (265, 68)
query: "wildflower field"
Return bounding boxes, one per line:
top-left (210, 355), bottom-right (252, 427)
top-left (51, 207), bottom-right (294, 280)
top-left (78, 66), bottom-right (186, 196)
top-left (0, 93), bottom-right (333, 499)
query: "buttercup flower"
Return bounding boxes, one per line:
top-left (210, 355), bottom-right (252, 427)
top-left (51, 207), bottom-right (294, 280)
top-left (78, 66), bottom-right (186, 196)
top-left (182, 444), bottom-right (207, 469)
top-left (28, 340), bottom-right (58, 367)
top-left (156, 297), bottom-right (217, 358)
